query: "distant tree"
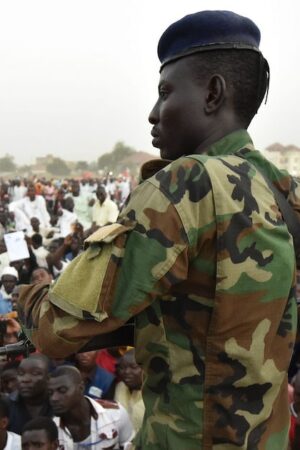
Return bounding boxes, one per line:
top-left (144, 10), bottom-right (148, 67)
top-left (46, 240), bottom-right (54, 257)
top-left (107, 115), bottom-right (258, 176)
top-left (97, 141), bottom-right (135, 172)
top-left (17, 165), bottom-right (32, 176)
top-left (46, 157), bottom-right (70, 176)
top-left (89, 161), bottom-right (98, 172)
top-left (0, 154), bottom-right (16, 173)
top-left (76, 161), bottom-right (89, 171)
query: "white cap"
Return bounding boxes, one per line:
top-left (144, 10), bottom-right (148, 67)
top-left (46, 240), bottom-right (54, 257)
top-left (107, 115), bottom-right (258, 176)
top-left (1, 266), bottom-right (19, 280)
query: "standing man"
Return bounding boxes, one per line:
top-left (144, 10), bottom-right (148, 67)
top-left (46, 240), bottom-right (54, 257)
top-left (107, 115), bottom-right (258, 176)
top-left (19, 10), bottom-right (300, 449)
top-left (48, 366), bottom-right (133, 449)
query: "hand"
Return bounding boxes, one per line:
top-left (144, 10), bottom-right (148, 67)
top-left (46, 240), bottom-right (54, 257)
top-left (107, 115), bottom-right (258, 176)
top-left (0, 318), bottom-right (21, 334)
top-left (64, 234), bottom-right (73, 247)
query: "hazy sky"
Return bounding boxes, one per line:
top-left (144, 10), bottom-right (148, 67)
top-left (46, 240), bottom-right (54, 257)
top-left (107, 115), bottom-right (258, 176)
top-left (0, 0), bottom-right (299, 165)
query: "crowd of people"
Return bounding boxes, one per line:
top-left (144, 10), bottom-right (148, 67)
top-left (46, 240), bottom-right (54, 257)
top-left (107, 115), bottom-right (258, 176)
top-left (0, 176), bottom-right (146, 449)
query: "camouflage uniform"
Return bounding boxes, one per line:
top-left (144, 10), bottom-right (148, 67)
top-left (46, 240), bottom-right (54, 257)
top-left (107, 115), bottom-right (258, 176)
top-left (19, 130), bottom-right (300, 449)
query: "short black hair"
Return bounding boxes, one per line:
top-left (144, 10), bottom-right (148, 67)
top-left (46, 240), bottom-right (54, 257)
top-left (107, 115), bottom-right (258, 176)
top-left (31, 233), bottom-right (43, 247)
top-left (49, 365), bottom-right (82, 384)
top-left (22, 417), bottom-right (58, 441)
top-left (187, 49), bottom-right (269, 127)
top-left (19, 353), bottom-right (51, 373)
top-left (0, 395), bottom-right (10, 419)
top-left (31, 266), bottom-right (52, 279)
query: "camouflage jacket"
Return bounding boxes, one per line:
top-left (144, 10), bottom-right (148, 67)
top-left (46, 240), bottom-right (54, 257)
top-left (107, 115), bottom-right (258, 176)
top-left (19, 130), bottom-right (300, 450)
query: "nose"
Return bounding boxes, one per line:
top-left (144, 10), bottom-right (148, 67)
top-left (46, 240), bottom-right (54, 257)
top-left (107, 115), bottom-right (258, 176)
top-left (50, 391), bottom-right (60, 402)
top-left (19, 373), bottom-right (31, 383)
top-left (148, 100), bottom-right (159, 125)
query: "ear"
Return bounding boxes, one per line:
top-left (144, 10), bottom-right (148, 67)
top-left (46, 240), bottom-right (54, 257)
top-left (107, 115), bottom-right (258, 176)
top-left (0, 417), bottom-right (8, 430)
top-left (51, 439), bottom-right (59, 449)
top-left (204, 74), bottom-right (226, 114)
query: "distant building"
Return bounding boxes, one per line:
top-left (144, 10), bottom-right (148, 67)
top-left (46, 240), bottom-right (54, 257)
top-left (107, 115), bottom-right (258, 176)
top-left (263, 143), bottom-right (300, 177)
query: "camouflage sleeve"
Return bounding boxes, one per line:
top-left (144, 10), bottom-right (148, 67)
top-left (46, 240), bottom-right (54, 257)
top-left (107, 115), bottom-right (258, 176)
top-left (17, 178), bottom-right (189, 357)
top-left (106, 178), bottom-right (191, 320)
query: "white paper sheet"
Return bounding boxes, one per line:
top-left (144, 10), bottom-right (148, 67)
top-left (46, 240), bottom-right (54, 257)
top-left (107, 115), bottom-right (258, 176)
top-left (4, 231), bottom-right (30, 262)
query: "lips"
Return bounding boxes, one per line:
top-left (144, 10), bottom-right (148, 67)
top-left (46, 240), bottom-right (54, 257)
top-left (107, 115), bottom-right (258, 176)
top-left (151, 129), bottom-right (161, 148)
top-left (19, 386), bottom-right (33, 394)
top-left (51, 404), bottom-right (64, 413)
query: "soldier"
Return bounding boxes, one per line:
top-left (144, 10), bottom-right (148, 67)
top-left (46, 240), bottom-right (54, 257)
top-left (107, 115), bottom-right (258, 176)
top-left (19, 10), bottom-right (300, 449)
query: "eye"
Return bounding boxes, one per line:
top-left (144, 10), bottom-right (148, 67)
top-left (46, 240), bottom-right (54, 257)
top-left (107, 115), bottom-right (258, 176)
top-left (159, 88), bottom-right (169, 100)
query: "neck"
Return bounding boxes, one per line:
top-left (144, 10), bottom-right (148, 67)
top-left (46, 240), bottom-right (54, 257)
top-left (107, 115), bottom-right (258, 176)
top-left (61, 397), bottom-right (91, 424)
top-left (23, 391), bottom-right (48, 407)
top-left (194, 121), bottom-right (245, 155)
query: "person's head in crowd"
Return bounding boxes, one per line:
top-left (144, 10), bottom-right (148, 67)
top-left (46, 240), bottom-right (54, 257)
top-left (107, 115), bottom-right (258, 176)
top-left (71, 182), bottom-right (80, 197)
top-left (11, 285), bottom-right (20, 311)
top-left (30, 268), bottom-right (53, 285)
top-left (69, 234), bottom-right (82, 258)
top-left (22, 417), bottom-right (59, 450)
top-left (72, 222), bottom-right (84, 239)
top-left (27, 185), bottom-right (36, 202)
top-left (31, 234), bottom-right (43, 250)
top-left (117, 349), bottom-right (143, 391)
top-left (74, 351), bottom-right (97, 373)
top-left (62, 197), bottom-right (74, 213)
top-left (0, 360), bottom-right (20, 394)
top-left (48, 366), bottom-right (84, 417)
top-left (96, 186), bottom-right (107, 205)
top-left (0, 267), bottom-right (18, 295)
top-left (2, 318), bottom-right (20, 346)
top-left (17, 354), bottom-right (50, 402)
top-left (47, 239), bottom-right (64, 255)
top-left (30, 218), bottom-right (40, 233)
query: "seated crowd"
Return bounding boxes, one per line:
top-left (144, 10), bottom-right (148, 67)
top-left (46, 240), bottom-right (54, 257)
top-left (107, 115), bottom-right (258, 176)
top-left (0, 177), bottom-right (144, 449)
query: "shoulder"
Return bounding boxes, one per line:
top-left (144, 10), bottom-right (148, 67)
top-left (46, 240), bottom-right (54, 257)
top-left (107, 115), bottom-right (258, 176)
top-left (8, 391), bottom-right (19, 403)
top-left (88, 396), bottom-right (129, 421)
top-left (6, 431), bottom-right (21, 450)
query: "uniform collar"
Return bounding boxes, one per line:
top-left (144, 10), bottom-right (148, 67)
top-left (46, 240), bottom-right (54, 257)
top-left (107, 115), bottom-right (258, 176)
top-left (140, 129), bottom-right (255, 181)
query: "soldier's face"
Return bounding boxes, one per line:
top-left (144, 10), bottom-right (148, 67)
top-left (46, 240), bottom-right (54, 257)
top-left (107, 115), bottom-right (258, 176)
top-left (149, 58), bottom-right (208, 160)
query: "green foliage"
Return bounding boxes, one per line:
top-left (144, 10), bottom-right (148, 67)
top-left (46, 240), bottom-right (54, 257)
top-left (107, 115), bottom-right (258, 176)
top-left (0, 154), bottom-right (16, 173)
top-left (46, 157), bottom-right (71, 176)
top-left (75, 161), bottom-right (89, 171)
top-left (97, 141), bottom-right (135, 172)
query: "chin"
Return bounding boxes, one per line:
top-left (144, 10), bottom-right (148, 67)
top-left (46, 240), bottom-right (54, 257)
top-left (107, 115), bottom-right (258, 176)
top-left (160, 147), bottom-right (182, 161)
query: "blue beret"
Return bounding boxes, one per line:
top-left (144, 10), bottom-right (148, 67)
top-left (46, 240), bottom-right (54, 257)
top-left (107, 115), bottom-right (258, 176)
top-left (158, 10), bottom-right (261, 69)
